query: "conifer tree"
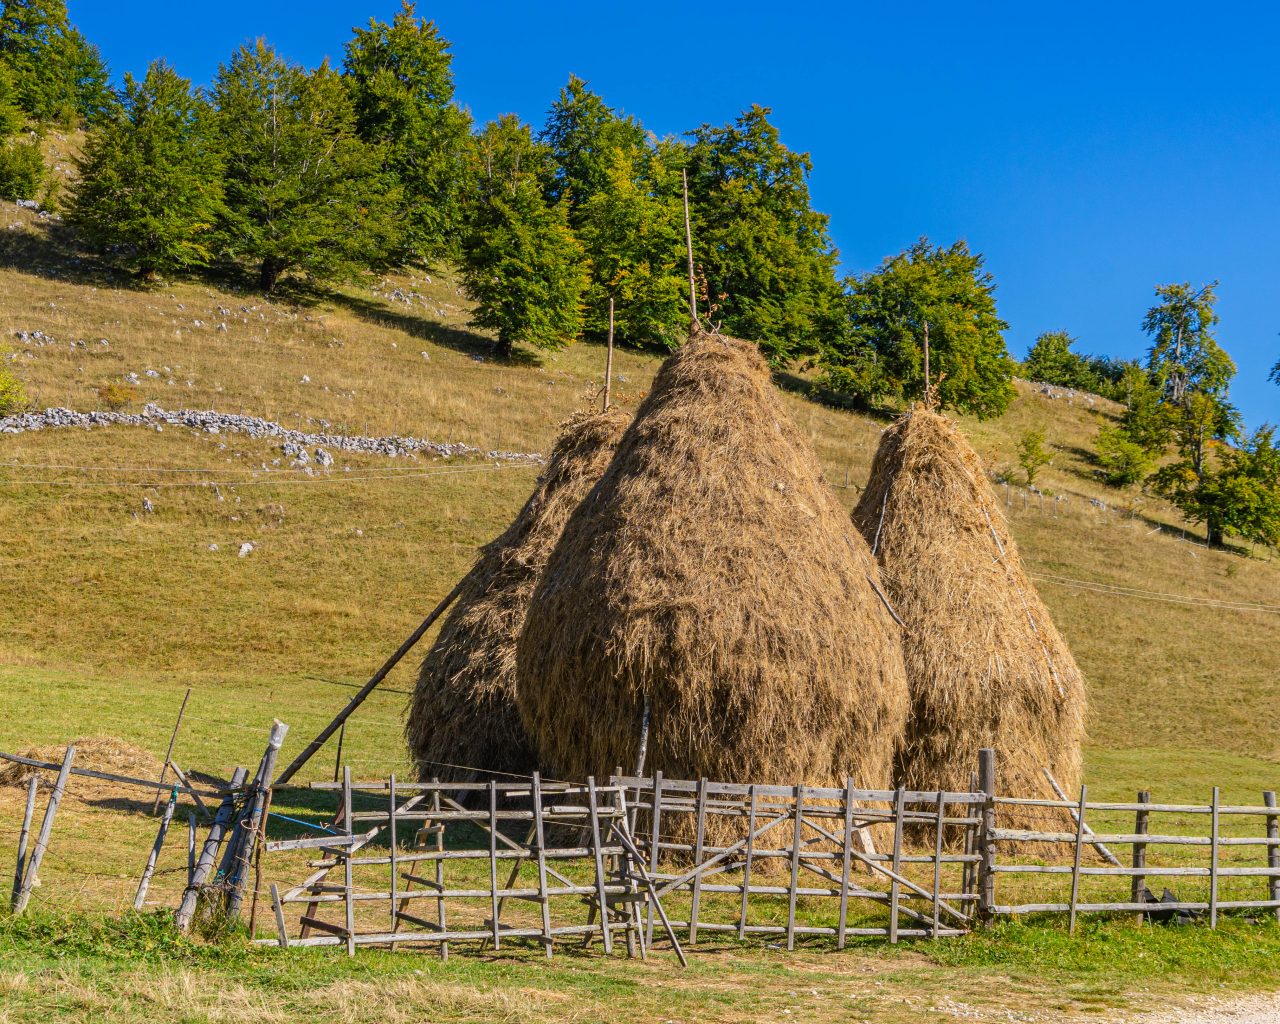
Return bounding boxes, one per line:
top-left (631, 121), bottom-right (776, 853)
top-left (344, 1), bottom-right (471, 262)
top-left (0, 0), bottom-right (108, 123)
top-left (684, 106), bottom-right (845, 362)
top-left (540, 74), bottom-right (647, 219)
top-left (71, 61), bottom-right (224, 278)
top-left (211, 42), bottom-right (398, 291)
top-left (0, 59), bottom-right (42, 200)
top-left (460, 115), bottom-right (587, 356)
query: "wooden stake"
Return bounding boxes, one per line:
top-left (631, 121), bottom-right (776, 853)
top-left (186, 812), bottom-right (197, 886)
top-left (889, 787), bottom-right (905, 944)
top-left (531, 772), bottom-right (553, 958)
top-left (270, 883), bottom-right (289, 948)
top-left (227, 720), bottom-right (289, 920)
top-left (932, 790), bottom-right (945, 939)
top-left (1209, 786), bottom-right (1220, 929)
top-left (342, 767), bottom-right (355, 956)
top-left (587, 777), bottom-right (613, 954)
top-left (1131, 791), bottom-right (1150, 919)
top-left (978, 748), bottom-right (996, 927)
top-left (633, 698), bottom-right (650, 777)
top-left (274, 580), bottom-right (467, 787)
top-left (682, 167), bottom-right (697, 327)
top-left (1068, 785), bottom-right (1088, 935)
top-left (176, 766), bottom-right (248, 931)
top-left (1265, 791), bottom-right (1280, 923)
top-left (134, 787), bottom-right (178, 911)
top-left (786, 784), bottom-right (804, 950)
top-left (923, 321), bottom-right (931, 408)
top-left (153, 688), bottom-right (191, 815)
top-left (11, 777), bottom-right (38, 911)
top-left (603, 297), bottom-right (615, 411)
top-left (836, 779), bottom-right (854, 950)
top-left (13, 744), bottom-right (76, 915)
top-left (388, 775), bottom-right (399, 937)
top-left (689, 778), bottom-right (708, 944)
top-left (646, 770), bottom-right (663, 947)
top-left (487, 781), bottom-right (500, 949)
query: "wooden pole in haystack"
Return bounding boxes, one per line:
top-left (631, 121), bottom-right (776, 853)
top-left (274, 580), bottom-right (466, 787)
top-left (682, 167), bottom-right (697, 327)
top-left (922, 322), bottom-right (931, 408)
top-left (153, 688), bottom-right (191, 815)
top-left (13, 744), bottom-right (75, 915)
top-left (604, 297), bottom-right (615, 412)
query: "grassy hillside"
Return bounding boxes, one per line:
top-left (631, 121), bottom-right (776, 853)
top-left (3, 201), bottom-right (1280, 1018)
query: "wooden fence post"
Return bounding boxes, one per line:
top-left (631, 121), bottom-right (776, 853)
top-left (1209, 786), bottom-right (1220, 929)
top-left (13, 744), bottom-right (76, 915)
top-left (1068, 785), bottom-right (1088, 935)
top-left (889, 786), bottom-right (905, 944)
top-left (10, 777), bottom-right (38, 911)
top-left (1131, 791), bottom-right (1150, 920)
top-left (1265, 791), bottom-right (1280, 923)
top-left (176, 765), bottom-right (247, 931)
top-left (977, 748), bottom-right (997, 926)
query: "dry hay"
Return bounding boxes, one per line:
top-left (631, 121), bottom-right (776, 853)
top-left (516, 331), bottom-right (910, 837)
top-left (405, 407), bottom-right (632, 791)
top-left (0, 736), bottom-right (163, 804)
top-left (853, 408), bottom-right (1086, 843)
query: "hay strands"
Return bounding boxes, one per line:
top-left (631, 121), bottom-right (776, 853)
top-left (0, 748), bottom-right (227, 801)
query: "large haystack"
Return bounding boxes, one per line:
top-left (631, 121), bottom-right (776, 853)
top-left (516, 332), bottom-right (909, 800)
top-left (406, 407), bottom-right (631, 788)
top-left (854, 408), bottom-right (1086, 834)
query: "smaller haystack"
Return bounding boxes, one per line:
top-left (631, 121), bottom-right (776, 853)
top-left (516, 331), bottom-right (909, 808)
top-left (0, 737), bottom-right (163, 806)
top-left (406, 407), bottom-right (631, 789)
top-left (854, 409), bottom-right (1086, 835)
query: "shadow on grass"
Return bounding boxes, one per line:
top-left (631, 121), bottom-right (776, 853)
top-left (771, 369), bottom-right (899, 424)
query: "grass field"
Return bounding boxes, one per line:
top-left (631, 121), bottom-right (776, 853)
top-left (3, 202), bottom-right (1280, 1020)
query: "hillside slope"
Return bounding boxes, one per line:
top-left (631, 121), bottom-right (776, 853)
top-left (2, 203), bottom-right (1278, 808)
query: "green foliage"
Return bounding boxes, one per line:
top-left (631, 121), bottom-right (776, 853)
top-left (1094, 425), bottom-right (1154, 487)
top-left (1017, 428), bottom-right (1051, 485)
top-left (576, 142), bottom-right (687, 348)
top-left (1153, 426), bottom-right (1280, 549)
top-left (344, 1), bottom-right (471, 263)
top-left (0, 0), bottom-right (108, 124)
top-left (825, 237), bottom-right (1015, 419)
top-left (0, 351), bottom-right (26, 413)
top-left (0, 132), bottom-right (41, 199)
top-left (70, 61), bottom-right (224, 277)
top-left (1269, 357), bottom-right (1279, 386)
top-left (1144, 281), bottom-right (1234, 405)
top-left (540, 74), bottom-right (647, 219)
top-left (211, 42), bottom-right (399, 292)
top-left (685, 105), bottom-right (844, 362)
top-left (1021, 330), bottom-right (1137, 398)
top-left (460, 116), bottom-right (588, 355)
top-left (0, 57), bottom-right (23, 135)
top-left (95, 381), bottom-right (138, 410)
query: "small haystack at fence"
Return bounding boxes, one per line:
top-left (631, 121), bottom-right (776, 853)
top-left (853, 408), bottom-right (1086, 837)
top-left (516, 332), bottom-right (909, 820)
top-left (406, 407), bottom-right (631, 789)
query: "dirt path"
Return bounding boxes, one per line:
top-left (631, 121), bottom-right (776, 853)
top-left (1118, 993), bottom-right (1280, 1023)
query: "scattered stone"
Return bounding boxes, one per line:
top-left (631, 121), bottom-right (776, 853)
top-left (142, 498), bottom-right (154, 514)
top-left (300, 375), bottom-right (310, 384)
top-left (315, 448), bottom-right (333, 468)
top-left (208, 543), bottom-right (218, 552)
top-left (238, 541), bottom-right (255, 558)
top-left (145, 369), bottom-right (159, 378)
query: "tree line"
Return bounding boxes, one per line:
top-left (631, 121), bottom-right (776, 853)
top-left (1, 1), bottom-right (1277, 549)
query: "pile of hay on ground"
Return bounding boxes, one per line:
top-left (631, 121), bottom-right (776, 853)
top-left (0, 736), bottom-right (163, 804)
top-left (516, 332), bottom-right (909, 813)
top-left (853, 408), bottom-right (1086, 837)
top-left (406, 407), bottom-right (631, 791)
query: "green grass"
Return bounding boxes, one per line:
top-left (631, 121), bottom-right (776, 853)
top-left (3, 207), bottom-right (1280, 1019)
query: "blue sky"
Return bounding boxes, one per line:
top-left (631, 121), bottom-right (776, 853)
top-left (72, 1), bottom-right (1280, 428)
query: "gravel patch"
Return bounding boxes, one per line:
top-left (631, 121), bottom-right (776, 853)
top-left (0, 404), bottom-right (544, 465)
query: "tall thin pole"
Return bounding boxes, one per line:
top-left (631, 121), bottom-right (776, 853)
top-left (682, 167), bottom-right (697, 327)
top-left (603, 297), bottom-right (615, 411)
top-left (922, 321), bottom-right (931, 408)
top-left (153, 687), bottom-right (191, 815)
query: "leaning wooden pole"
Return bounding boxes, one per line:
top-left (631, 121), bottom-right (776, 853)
top-left (682, 167), bottom-right (697, 327)
top-left (176, 766), bottom-right (248, 932)
top-left (13, 744), bottom-right (75, 915)
top-left (10, 776), bottom-right (38, 910)
top-left (153, 687), bottom-right (192, 815)
top-left (226, 721), bottom-right (289, 921)
top-left (273, 580), bottom-right (466, 787)
top-left (134, 788), bottom-right (178, 911)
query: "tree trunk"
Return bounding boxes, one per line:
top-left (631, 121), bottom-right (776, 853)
top-left (493, 334), bottom-right (514, 360)
top-left (259, 259), bottom-right (282, 293)
top-left (1207, 517), bottom-right (1224, 547)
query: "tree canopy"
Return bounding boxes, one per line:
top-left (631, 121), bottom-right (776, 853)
top-left (344, 1), bottom-right (471, 262)
top-left (71, 60), bottom-right (224, 277)
top-left (211, 42), bottom-right (398, 291)
top-left (824, 237), bottom-right (1015, 419)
